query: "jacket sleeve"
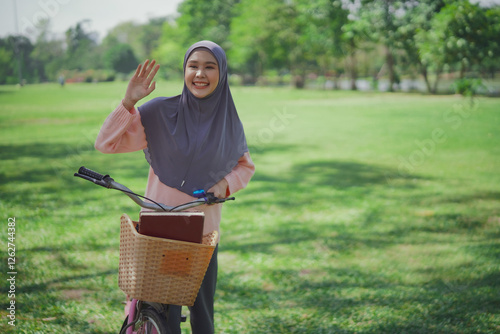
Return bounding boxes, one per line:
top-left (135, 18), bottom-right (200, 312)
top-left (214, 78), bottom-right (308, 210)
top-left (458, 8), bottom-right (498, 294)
top-left (224, 151), bottom-right (256, 196)
top-left (94, 102), bottom-right (147, 153)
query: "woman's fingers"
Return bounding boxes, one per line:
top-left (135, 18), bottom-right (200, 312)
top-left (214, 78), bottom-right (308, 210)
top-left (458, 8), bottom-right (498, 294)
top-left (135, 60), bottom-right (159, 84)
top-left (147, 80), bottom-right (157, 95)
top-left (142, 60), bottom-right (155, 76)
top-left (131, 63), bottom-right (142, 80)
top-left (146, 63), bottom-right (160, 85)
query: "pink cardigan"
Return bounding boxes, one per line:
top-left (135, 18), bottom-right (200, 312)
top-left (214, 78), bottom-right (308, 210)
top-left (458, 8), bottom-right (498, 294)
top-left (95, 102), bottom-right (255, 238)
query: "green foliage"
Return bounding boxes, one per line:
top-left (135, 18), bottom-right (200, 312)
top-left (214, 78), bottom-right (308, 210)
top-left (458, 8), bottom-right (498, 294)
top-left (103, 43), bottom-right (138, 74)
top-left (440, 1), bottom-right (491, 72)
top-left (0, 0), bottom-right (499, 90)
top-left (228, 0), bottom-right (349, 86)
top-left (64, 21), bottom-right (101, 71)
top-left (0, 44), bottom-right (15, 84)
top-left (0, 35), bottom-right (35, 85)
top-left (228, 0), bottom-right (287, 81)
top-left (139, 17), bottom-right (170, 61)
top-left (451, 78), bottom-right (486, 96)
top-left (151, 21), bottom-right (186, 79)
top-left (177, 0), bottom-right (239, 47)
top-left (417, 0), bottom-right (495, 77)
top-left (103, 18), bottom-right (167, 63)
top-left (294, 0), bottom-right (349, 76)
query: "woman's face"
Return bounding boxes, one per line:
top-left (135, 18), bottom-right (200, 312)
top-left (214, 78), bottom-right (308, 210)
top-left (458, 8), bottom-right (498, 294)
top-left (185, 50), bottom-right (219, 99)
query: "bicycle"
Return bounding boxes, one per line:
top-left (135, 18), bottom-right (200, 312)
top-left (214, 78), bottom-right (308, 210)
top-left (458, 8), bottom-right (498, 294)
top-left (74, 166), bottom-right (234, 334)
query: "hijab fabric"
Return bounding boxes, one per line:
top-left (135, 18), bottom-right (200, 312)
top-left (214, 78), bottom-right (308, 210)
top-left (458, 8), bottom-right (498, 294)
top-left (139, 41), bottom-right (248, 196)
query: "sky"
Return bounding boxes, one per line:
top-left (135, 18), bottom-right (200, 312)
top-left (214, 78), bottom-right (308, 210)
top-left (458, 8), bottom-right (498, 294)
top-left (0, 0), bottom-right (183, 40)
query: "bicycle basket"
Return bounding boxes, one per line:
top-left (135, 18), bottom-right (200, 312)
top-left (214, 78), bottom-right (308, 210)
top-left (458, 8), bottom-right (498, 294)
top-left (118, 214), bottom-right (218, 306)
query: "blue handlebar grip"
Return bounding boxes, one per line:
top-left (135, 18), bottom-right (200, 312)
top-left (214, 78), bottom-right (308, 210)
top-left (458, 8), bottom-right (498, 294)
top-left (193, 189), bottom-right (206, 198)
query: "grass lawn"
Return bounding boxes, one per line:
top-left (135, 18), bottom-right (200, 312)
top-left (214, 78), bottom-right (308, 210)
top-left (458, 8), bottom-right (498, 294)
top-left (0, 81), bottom-right (499, 333)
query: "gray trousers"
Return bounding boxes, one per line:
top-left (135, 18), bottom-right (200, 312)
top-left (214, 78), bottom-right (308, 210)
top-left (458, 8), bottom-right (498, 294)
top-left (165, 245), bottom-right (218, 334)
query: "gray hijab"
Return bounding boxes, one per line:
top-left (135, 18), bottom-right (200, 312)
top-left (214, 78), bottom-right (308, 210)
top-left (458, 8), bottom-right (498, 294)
top-left (138, 41), bottom-right (248, 196)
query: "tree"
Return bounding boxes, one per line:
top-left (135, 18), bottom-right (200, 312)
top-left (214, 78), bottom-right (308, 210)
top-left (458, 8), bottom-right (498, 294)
top-left (104, 43), bottom-right (138, 73)
top-left (139, 17), bottom-right (169, 61)
top-left (177, 0), bottom-right (240, 48)
top-left (395, 0), bottom-right (446, 94)
top-left (442, 0), bottom-right (492, 77)
top-left (0, 39), bottom-right (16, 84)
top-left (31, 18), bottom-right (64, 82)
top-left (230, 0), bottom-right (320, 86)
top-left (152, 20), bottom-right (186, 79)
top-left (354, 0), bottom-right (406, 91)
top-left (64, 20), bottom-right (101, 70)
top-left (415, 0), bottom-right (496, 93)
top-left (228, 0), bottom-right (293, 83)
top-left (294, 0), bottom-right (349, 88)
top-left (341, 8), bottom-right (372, 90)
top-left (483, 6), bottom-right (500, 78)
top-left (5, 35), bottom-right (34, 85)
top-left (102, 18), bottom-right (167, 62)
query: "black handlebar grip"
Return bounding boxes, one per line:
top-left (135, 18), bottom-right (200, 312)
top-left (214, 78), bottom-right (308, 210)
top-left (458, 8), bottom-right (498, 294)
top-left (78, 166), bottom-right (106, 181)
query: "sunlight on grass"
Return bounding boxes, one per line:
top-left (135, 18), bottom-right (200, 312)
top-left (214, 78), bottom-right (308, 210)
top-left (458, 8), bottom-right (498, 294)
top-left (0, 82), bottom-right (499, 333)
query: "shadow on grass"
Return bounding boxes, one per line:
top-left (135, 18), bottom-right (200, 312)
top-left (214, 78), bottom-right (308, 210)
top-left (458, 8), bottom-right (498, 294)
top-left (249, 158), bottom-right (424, 189)
top-left (0, 141), bottom-right (148, 207)
top-left (0, 140), bottom-right (144, 331)
top-left (218, 263), bottom-right (500, 333)
top-left (227, 155), bottom-right (500, 255)
top-left (226, 157), bottom-right (431, 253)
top-left (3, 139), bottom-right (499, 333)
top-left (0, 142), bottom-right (96, 193)
top-left (0, 142), bottom-right (86, 161)
top-left (219, 155), bottom-right (500, 332)
top-left (2, 269), bottom-right (118, 296)
top-left (0, 265), bottom-right (120, 334)
top-left (290, 160), bottom-right (423, 188)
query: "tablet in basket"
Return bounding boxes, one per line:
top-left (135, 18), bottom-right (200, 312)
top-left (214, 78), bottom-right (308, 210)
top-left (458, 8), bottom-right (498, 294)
top-left (139, 211), bottom-right (205, 244)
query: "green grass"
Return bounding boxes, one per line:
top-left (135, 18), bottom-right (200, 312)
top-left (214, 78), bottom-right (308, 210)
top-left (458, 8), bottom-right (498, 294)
top-left (0, 82), bottom-right (499, 333)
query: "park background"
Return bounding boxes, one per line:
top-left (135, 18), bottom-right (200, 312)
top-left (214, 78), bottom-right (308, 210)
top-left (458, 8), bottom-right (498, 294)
top-left (1, 0), bottom-right (500, 333)
top-left (1, 0), bottom-right (500, 94)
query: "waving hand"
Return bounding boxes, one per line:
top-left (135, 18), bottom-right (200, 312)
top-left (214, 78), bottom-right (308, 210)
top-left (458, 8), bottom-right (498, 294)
top-left (123, 60), bottom-right (160, 111)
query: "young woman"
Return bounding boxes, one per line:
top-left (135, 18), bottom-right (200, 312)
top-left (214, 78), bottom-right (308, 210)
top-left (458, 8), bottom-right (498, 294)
top-left (95, 40), bottom-right (255, 334)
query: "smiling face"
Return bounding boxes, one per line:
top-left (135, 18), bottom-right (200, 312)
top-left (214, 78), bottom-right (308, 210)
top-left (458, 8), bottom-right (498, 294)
top-left (185, 50), bottom-right (220, 99)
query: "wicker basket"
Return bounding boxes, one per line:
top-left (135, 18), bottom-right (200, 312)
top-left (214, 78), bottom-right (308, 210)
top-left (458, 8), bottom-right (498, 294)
top-left (118, 214), bottom-right (218, 306)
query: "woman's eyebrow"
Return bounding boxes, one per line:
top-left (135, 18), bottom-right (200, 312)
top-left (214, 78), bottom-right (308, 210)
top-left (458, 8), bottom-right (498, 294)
top-left (187, 60), bottom-right (218, 66)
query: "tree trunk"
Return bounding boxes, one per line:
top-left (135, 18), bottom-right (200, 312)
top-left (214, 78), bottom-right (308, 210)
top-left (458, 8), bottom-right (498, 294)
top-left (459, 61), bottom-right (467, 79)
top-left (350, 52), bottom-right (357, 90)
top-left (347, 41), bottom-right (357, 91)
top-left (418, 60), bottom-right (433, 94)
top-left (385, 45), bottom-right (395, 92)
top-left (294, 73), bottom-right (305, 89)
top-left (431, 66), bottom-right (443, 94)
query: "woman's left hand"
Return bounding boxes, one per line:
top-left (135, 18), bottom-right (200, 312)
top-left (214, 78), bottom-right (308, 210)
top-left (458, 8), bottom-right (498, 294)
top-left (208, 178), bottom-right (229, 199)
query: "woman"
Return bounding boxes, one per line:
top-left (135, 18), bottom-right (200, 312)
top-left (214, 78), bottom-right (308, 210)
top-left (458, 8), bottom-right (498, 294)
top-left (95, 40), bottom-right (255, 334)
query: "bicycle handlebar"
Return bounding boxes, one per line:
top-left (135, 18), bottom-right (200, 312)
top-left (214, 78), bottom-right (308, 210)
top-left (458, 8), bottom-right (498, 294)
top-left (75, 166), bottom-right (113, 188)
top-left (74, 166), bottom-right (235, 212)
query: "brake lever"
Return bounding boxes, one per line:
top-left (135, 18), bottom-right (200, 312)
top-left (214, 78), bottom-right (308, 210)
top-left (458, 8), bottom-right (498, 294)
top-left (193, 190), bottom-right (235, 204)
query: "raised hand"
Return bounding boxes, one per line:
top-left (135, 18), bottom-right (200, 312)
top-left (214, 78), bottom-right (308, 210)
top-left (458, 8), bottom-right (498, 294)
top-left (123, 60), bottom-right (160, 111)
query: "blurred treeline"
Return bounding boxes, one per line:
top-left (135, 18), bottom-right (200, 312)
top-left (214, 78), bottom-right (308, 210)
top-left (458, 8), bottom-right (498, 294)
top-left (2, 0), bottom-right (499, 93)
